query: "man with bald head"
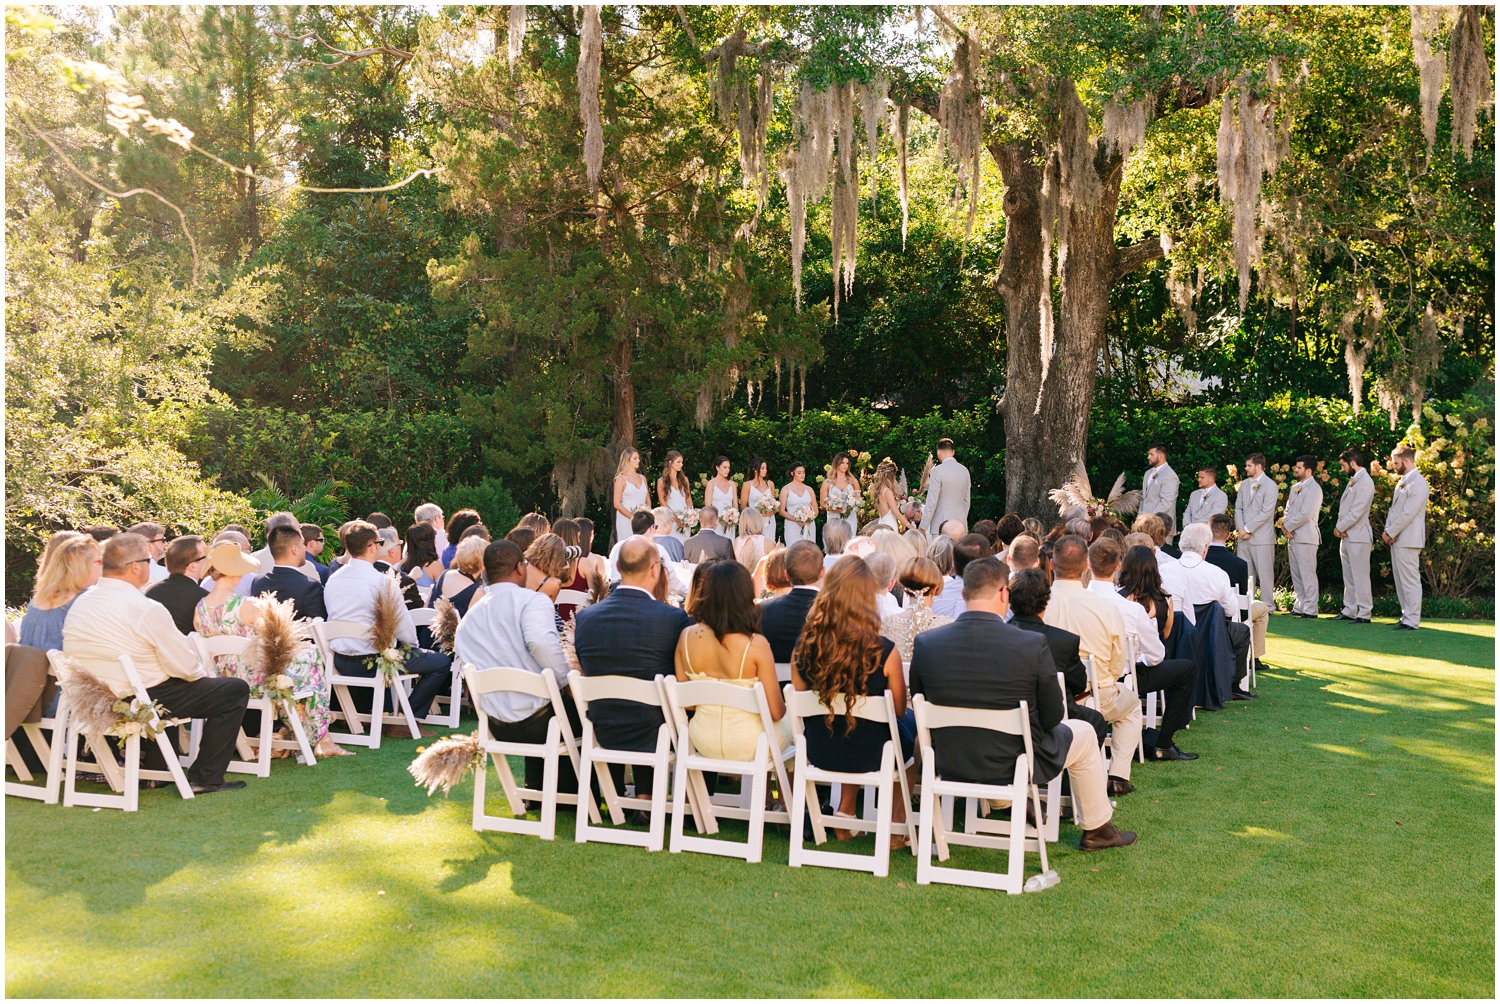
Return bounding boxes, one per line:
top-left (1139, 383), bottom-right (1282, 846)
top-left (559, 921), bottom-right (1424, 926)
top-left (573, 535), bottom-right (692, 802)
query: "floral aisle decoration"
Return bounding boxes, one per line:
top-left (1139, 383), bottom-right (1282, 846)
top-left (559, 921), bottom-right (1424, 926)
top-left (1047, 463), bottom-right (1143, 520)
top-left (430, 597), bottom-right (460, 656)
top-left (57, 657), bottom-right (170, 742)
top-left (408, 733), bottom-right (485, 795)
top-left (366, 571), bottom-right (408, 680)
top-left (253, 597), bottom-right (310, 704)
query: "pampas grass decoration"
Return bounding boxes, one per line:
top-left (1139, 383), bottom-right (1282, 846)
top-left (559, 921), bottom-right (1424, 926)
top-left (408, 733), bottom-right (484, 796)
top-left (585, 567), bottom-right (608, 606)
top-left (431, 597), bottom-right (460, 655)
top-left (255, 597), bottom-right (311, 684)
top-left (369, 571), bottom-right (404, 655)
top-left (57, 658), bottom-right (127, 734)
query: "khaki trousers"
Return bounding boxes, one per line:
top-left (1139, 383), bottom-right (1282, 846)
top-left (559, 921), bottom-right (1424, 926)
top-left (1097, 683), bottom-right (1142, 782)
top-left (1058, 719), bottom-right (1113, 831)
top-left (1288, 542), bottom-right (1319, 615)
top-left (1340, 540), bottom-right (1373, 619)
top-left (1243, 542), bottom-right (1276, 608)
top-left (1392, 546), bottom-right (1423, 627)
top-left (1250, 601), bottom-right (1268, 659)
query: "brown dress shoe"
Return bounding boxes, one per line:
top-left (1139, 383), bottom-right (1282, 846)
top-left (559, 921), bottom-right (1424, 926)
top-left (1107, 776), bottom-right (1136, 796)
top-left (1080, 821), bottom-right (1138, 851)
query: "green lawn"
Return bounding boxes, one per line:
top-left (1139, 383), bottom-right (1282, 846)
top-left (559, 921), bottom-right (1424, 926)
top-left (6, 616), bottom-right (1494, 998)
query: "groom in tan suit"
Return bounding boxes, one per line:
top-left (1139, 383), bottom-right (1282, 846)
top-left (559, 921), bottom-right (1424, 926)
top-left (924, 438), bottom-right (971, 540)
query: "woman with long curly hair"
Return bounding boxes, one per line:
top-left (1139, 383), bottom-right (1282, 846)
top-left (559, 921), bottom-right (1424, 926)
top-left (791, 558), bottom-right (912, 840)
top-left (869, 459), bottom-right (912, 533)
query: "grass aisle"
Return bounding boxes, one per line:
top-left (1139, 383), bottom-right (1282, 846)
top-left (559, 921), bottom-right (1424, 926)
top-left (6, 617), bottom-right (1493, 998)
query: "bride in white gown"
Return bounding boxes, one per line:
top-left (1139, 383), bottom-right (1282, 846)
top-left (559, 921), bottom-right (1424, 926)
top-left (611, 447), bottom-right (650, 545)
top-left (741, 457), bottom-right (777, 544)
top-left (871, 458), bottom-right (913, 533)
top-left (657, 450), bottom-right (694, 542)
top-left (779, 462), bottom-right (819, 545)
top-left (706, 456), bottom-right (738, 541)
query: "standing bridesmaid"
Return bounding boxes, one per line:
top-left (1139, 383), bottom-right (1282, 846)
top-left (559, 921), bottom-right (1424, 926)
top-left (705, 456), bottom-right (739, 541)
top-left (657, 450), bottom-right (694, 542)
top-left (741, 457), bottom-right (778, 544)
top-left (612, 447), bottom-right (649, 547)
top-left (780, 462), bottom-right (819, 545)
top-left (820, 450), bottom-right (862, 546)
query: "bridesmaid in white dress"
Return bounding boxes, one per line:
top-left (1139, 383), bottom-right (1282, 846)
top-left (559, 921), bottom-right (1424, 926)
top-left (706, 456), bottom-right (739, 541)
top-left (656, 450), bottom-right (694, 542)
top-left (871, 458), bottom-right (914, 533)
top-left (820, 450), bottom-right (862, 546)
top-left (612, 447), bottom-right (650, 546)
top-left (779, 462), bottom-right (819, 545)
top-left (741, 457), bottom-right (778, 544)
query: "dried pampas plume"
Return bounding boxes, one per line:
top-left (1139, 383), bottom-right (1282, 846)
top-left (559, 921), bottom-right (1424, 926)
top-left (369, 571), bottom-right (404, 654)
top-left (578, 5), bottom-right (604, 198)
top-left (408, 733), bottom-right (484, 796)
top-left (1047, 464), bottom-right (1141, 517)
top-left (255, 597), bottom-right (311, 684)
top-left (431, 597), bottom-right (460, 655)
top-left (56, 657), bottom-right (128, 734)
top-left (586, 567), bottom-right (609, 605)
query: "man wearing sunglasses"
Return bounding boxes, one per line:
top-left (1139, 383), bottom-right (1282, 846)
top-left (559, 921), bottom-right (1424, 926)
top-left (127, 521), bottom-right (171, 584)
top-left (143, 535), bottom-right (211, 635)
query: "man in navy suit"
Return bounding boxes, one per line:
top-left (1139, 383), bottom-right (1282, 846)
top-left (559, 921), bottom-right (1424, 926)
top-left (300, 524), bottom-right (333, 585)
top-left (758, 541), bottom-right (824, 663)
top-left (251, 526), bottom-right (327, 620)
top-left (908, 557), bottom-right (1136, 852)
top-left (573, 536), bottom-right (691, 800)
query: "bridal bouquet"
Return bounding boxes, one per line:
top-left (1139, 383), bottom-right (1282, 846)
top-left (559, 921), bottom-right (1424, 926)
top-left (791, 505), bottom-right (816, 526)
top-left (826, 486), bottom-right (856, 517)
top-left (672, 507), bottom-right (700, 533)
top-left (720, 506), bottom-right (741, 528)
top-left (754, 495), bottom-right (779, 517)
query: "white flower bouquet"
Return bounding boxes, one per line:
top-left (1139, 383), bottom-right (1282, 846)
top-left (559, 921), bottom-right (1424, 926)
top-left (826, 487), bottom-right (856, 517)
top-left (754, 495), bottom-right (779, 517)
top-left (720, 506), bottom-right (741, 528)
top-left (791, 505), bottom-right (816, 526)
top-left (672, 507), bottom-right (700, 533)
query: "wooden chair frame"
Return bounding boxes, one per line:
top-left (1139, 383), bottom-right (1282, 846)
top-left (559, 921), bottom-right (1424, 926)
top-left (311, 620), bottom-right (420, 749)
top-left (61, 656), bottom-right (194, 811)
top-left (189, 634), bottom-right (316, 776)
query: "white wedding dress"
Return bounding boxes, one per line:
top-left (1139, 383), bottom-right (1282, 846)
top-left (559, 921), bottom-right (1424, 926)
top-left (783, 484), bottom-right (816, 544)
top-left (616, 477), bottom-right (649, 545)
top-left (666, 485), bottom-right (691, 541)
top-left (709, 482), bottom-right (737, 541)
top-left (746, 482), bottom-right (777, 543)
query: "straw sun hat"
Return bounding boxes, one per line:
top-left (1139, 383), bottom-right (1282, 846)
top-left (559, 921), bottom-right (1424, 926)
top-left (203, 541), bottom-right (259, 579)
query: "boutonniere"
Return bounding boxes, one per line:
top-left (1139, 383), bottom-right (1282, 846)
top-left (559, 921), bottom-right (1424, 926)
top-left (1252, 482), bottom-right (1261, 492)
top-left (1293, 485), bottom-right (1301, 494)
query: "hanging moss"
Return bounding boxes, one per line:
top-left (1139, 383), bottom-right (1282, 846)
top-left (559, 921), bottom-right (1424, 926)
top-left (507, 5), bottom-right (526, 68)
top-left (578, 5), bottom-right (603, 197)
top-left (1448, 5), bottom-right (1493, 157)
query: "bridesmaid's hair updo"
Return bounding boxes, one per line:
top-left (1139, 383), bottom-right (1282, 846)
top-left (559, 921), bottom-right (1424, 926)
top-left (787, 461), bottom-right (806, 479)
top-left (746, 457), bottom-right (769, 482)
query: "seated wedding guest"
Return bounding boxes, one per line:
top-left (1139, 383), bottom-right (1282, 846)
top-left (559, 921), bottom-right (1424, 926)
top-left (455, 540), bottom-right (579, 792)
top-left (971, 519), bottom-right (998, 551)
top-left (1157, 512), bottom-right (1182, 558)
top-left (1206, 514), bottom-right (1267, 673)
top-left (882, 557), bottom-right (953, 664)
top-left (145, 535), bottom-right (209, 635)
top-left (196, 541), bottom-right (344, 759)
top-left (1066, 518), bottom-right (1093, 539)
top-left (652, 507), bottom-right (685, 562)
top-left (250, 525), bottom-right (327, 621)
top-left (1007, 569), bottom-right (1108, 743)
top-left (1043, 535), bottom-right (1140, 796)
top-left (220, 523), bottom-right (251, 539)
top-left (674, 559), bottom-right (790, 761)
top-left (84, 525), bottom-right (120, 542)
top-left (735, 509), bottom-right (773, 573)
top-left (953, 532), bottom-right (995, 577)
top-left (301, 524), bottom-right (333, 584)
top-left (607, 511), bottom-right (657, 581)
top-left (927, 536), bottom-right (965, 620)
top-left (430, 536), bottom-right (487, 616)
top-left (506, 525), bottom-right (535, 553)
top-left (1133, 512), bottom-right (1181, 579)
top-left (938, 519), bottom-right (967, 541)
top-left (791, 557), bottom-right (912, 843)
top-left (1022, 517), bottom-right (1045, 542)
top-left (402, 523), bottom-right (445, 590)
top-left (365, 512), bottom-right (393, 530)
top-left (524, 533), bottom-right (576, 602)
top-left (574, 536), bottom-right (691, 805)
top-left (1117, 545), bottom-right (1199, 761)
top-left (865, 551), bottom-right (902, 619)
top-left (821, 520), bottom-right (852, 571)
top-left (566, 517), bottom-right (610, 582)
top-left (758, 548), bottom-right (792, 600)
top-left (683, 505), bottom-right (734, 564)
top-left (251, 512), bottom-right (306, 578)
top-left (325, 521), bottom-right (453, 727)
top-left (551, 519), bottom-right (595, 623)
top-left (1098, 527), bottom-right (1127, 545)
top-left (1177, 523), bottom-right (1255, 700)
top-left (1125, 529), bottom-right (1189, 615)
top-left (1007, 536), bottom-right (1041, 575)
top-left (908, 556), bottom-right (1135, 851)
top-left (995, 513), bottom-right (1025, 556)
top-left (374, 528), bottom-right (424, 610)
top-left (126, 521), bottom-right (170, 583)
top-left (414, 502), bottom-right (449, 557)
top-left (517, 512), bottom-right (551, 536)
top-left (903, 528), bottom-right (930, 559)
top-left (843, 535), bottom-right (877, 560)
top-left (759, 541), bottom-right (823, 662)
top-left (441, 509), bottom-right (483, 567)
top-left (63, 533), bottom-right (251, 793)
top-left (20, 532), bottom-right (101, 652)
top-left (462, 524), bottom-right (493, 544)
top-left (201, 530), bottom-right (256, 598)
top-left (872, 528), bottom-right (915, 568)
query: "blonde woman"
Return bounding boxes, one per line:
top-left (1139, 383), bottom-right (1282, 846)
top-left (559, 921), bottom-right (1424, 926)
top-left (881, 556), bottom-right (954, 664)
top-left (735, 508), bottom-right (773, 573)
top-left (820, 451), bottom-right (862, 544)
top-left (19, 532), bottom-right (101, 653)
top-left (870, 459), bottom-right (913, 532)
top-left (431, 535), bottom-right (486, 616)
top-left (524, 532), bottom-right (576, 603)
top-left (902, 528), bottom-right (930, 559)
top-left (612, 447), bottom-right (650, 547)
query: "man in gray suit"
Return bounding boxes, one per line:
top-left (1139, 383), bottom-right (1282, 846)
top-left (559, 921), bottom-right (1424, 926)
top-left (1382, 446), bottom-right (1429, 631)
top-left (1182, 464), bottom-right (1229, 527)
top-left (1332, 448), bottom-right (1374, 623)
top-left (923, 438), bottom-right (971, 541)
top-left (682, 506), bottom-right (734, 564)
top-left (1235, 453), bottom-right (1279, 609)
top-left (1140, 444), bottom-right (1181, 537)
top-left (1278, 455), bottom-right (1324, 618)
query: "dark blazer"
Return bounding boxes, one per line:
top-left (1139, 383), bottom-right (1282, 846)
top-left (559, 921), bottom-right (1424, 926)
top-left (373, 561), bottom-right (424, 610)
top-left (1205, 542), bottom-right (1249, 595)
top-left (908, 611), bottom-right (1069, 785)
top-left (1009, 614), bottom-right (1086, 698)
top-left (683, 529), bottom-right (734, 565)
top-left (759, 586), bottom-right (819, 663)
top-left (656, 534), bottom-right (685, 562)
top-left (1161, 543), bottom-right (1183, 560)
top-left (250, 565), bottom-right (327, 621)
top-left (144, 574), bottom-right (209, 635)
top-left (573, 585), bottom-right (691, 751)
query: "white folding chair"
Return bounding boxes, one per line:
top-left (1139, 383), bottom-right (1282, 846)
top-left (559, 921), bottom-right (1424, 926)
top-left (311, 620), bottom-right (420, 749)
top-left (913, 695), bottom-right (1052, 893)
top-left (190, 634), bottom-right (316, 776)
top-left (661, 677), bottom-right (794, 863)
top-left (1241, 577), bottom-right (1258, 689)
top-left (464, 665), bottom-right (601, 839)
top-left (555, 588), bottom-right (590, 609)
top-left (406, 607), bottom-right (465, 727)
top-left (61, 656), bottom-right (195, 811)
top-left (784, 686), bottom-right (914, 878)
top-left (5, 653), bottom-right (69, 804)
top-left (408, 608), bottom-right (439, 629)
top-left (773, 662), bottom-right (793, 685)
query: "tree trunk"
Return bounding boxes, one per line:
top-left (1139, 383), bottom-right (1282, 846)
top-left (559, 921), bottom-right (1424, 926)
top-left (612, 324), bottom-right (636, 450)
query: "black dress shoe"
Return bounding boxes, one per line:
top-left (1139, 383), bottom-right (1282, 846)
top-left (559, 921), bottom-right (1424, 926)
top-left (1231, 690), bottom-right (1258, 701)
top-left (190, 780), bottom-right (247, 795)
top-left (141, 778), bottom-right (173, 790)
top-left (1394, 623), bottom-right (1418, 631)
top-left (1355, 617), bottom-right (1371, 623)
top-left (1150, 744), bottom-right (1199, 762)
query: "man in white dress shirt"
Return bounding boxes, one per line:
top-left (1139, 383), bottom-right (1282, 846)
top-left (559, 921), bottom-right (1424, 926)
top-left (606, 511), bottom-right (689, 597)
top-left (1178, 523), bottom-right (1255, 699)
top-left (1332, 448), bottom-right (1374, 623)
top-left (1182, 464), bottom-right (1229, 527)
top-left (1234, 453), bottom-right (1280, 609)
top-left (1382, 446), bottom-right (1430, 630)
top-left (1139, 445), bottom-right (1181, 538)
top-left (454, 539), bottom-right (579, 791)
top-left (923, 438), bottom-right (971, 541)
top-left (1278, 455), bottom-right (1324, 618)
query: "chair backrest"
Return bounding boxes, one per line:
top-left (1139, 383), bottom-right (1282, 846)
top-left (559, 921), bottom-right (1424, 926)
top-left (117, 654), bottom-right (155, 707)
top-left (783, 685), bottom-right (890, 725)
top-left (1236, 586), bottom-right (1251, 622)
top-left (311, 619), bottom-right (372, 668)
top-left (466, 664), bottom-right (552, 702)
top-left (192, 633), bottom-right (254, 669)
top-left (912, 694), bottom-right (1033, 783)
top-left (665, 676), bottom-right (764, 719)
top-left (407, 608), bottom-right (438, 628)
top-left (555, 589), bottom-right (590, 608)
top-left (566, 670), bottom-right (666, 709)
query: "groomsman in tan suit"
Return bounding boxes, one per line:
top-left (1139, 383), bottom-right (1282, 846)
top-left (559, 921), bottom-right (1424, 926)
top-left (1278, 456), bottom-right (1323, 617)
top-left (1140, 444), bottom-right (1180, 538)
top-left (1332, 448), bottom-right (1374, 623)
top-left (1382, 446), bottom-right (1429, 631)
top-left (1182, 464), bottom-right (1229, 526)
top-left (1234, 453), bottom-right (1279, 609)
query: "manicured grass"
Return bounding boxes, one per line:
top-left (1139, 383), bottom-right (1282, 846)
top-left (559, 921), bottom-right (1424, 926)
top-left (6, 616), bottom-right (1494, 998)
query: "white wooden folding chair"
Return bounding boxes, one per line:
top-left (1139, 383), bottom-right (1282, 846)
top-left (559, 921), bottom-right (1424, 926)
top-left (406, 607), bottom-right (466, 727)
top-left (784, 686), bottom-right (914, 878)
top-left (311, 620), bottom-right (420, 749)
top-left (773, 662), bottom-right (793, 685)
top-left (567, 670), bottom-right (695, 852)
top-left (61, 656), bottom-right (195, 811)
top-left (661, 677), bottom-right (794, 863)
top-left (190, 634), bottom-right (316, 776)
top-left (408, 608), bottom-right (438, 629)
top-left (6, 652), bottom-right (70, 804)
top-left (912, 695), bottom-right (1052, 893)
top-left (555, 588), bottom-right (590, 610)
top-left (464, 664), bottom-right (600, 839)
top-left (1241, 576), bottom-right (1257, 689)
